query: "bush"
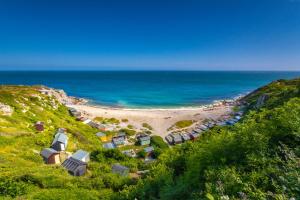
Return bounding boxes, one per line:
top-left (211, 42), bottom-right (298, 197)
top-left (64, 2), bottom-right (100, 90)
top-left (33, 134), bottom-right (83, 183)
top-left (151, 136), bottom-right (169, 149)
top-left (0, 178), bottom-right (27, 197)
top-left (119, 128), bottom-right (136, 136)
top-left (174, 120), bottom-right (193, 128)
top-left (142, 123), bottom-right (153, 130)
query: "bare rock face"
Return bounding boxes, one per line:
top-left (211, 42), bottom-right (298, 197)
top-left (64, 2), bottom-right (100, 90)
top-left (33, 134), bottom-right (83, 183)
top-left (38, 87), bottom-right (87, 105)
top-left (0, 102), bottom-right (13, 116)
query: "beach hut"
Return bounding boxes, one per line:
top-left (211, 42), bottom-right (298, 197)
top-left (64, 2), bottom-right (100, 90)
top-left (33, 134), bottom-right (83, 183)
top-left (71, 149), bottom-right (90, 163)
top-left (112, 133), bottom-right (126, 146)
top-left (35, 121), bottom-right (44, 132)
top-left (103, 142), bottom-right (115, 149)
top-left (57, 127), bottom-right (66, 133)
top-left (96, 132), bottom-right (108, 142)
top-left (62, 157), bottom-right (87, 176)
top-left (138, 135), bottom-right (151, 146)
top-left (87, 121), bottom-right (99, 129)
top-left (51, 132), bottom-right (68, 151)
top-left (83, 119), bottom-right (91, 124)
top-left (165, 135), bottom-right (173, 144)
top-left (40, 148), bottom-right (60, 164)
top-left (199, 125), bottom-right (208, 131)
top-left (112, 164), bottom-right (129, 176)
top-left (61, 149), bottom-right (89, 176)
top-left (180, 133), bottom-right (191, 142)
top-left (144, 146), bottom-right (155, 157)
top-left (112, 137), bottom-right (125, 146)
top-left (190, 132), bottom-right (200, 140)
top-left (117, 132), bottom-right (126, 138)
top-left (171, 134), bottom-right (182, 144)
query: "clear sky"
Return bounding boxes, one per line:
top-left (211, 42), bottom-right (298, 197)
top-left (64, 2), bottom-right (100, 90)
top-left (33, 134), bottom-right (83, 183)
top-left (0, 0), bottom-right (299, 71)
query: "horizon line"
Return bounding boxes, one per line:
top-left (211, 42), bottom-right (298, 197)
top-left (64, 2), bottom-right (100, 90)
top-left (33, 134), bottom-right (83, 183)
top-left (0, 69), bottom-right (300, 72)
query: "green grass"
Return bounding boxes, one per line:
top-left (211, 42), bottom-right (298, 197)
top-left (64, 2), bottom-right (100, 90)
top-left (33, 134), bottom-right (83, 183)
top-left (94, 117), bottom-right (120, 125)
top-left (175, 120), bottom-right (193, 128)
top-left (142, 123), bottom-right (153, 130)
top-left (0, 86), bottom-right (143, 199)
top-left (2, 78), bottom-right (300, 199)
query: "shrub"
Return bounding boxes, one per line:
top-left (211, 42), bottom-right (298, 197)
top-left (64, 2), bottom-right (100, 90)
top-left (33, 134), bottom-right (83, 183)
top-left (119, 128), bottom-right (136, 136)
top-left (174, 120), bottom-right (193, 128)
top-left (151, 136), bottom-right (169, 149)
top-left (0, 178), bottom-right (27, 197)
top-left (142, 123), bottom-right (153, 130)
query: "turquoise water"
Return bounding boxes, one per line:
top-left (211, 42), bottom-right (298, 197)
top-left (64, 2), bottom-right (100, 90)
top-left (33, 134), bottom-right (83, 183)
top-left (0, 71), bottom-right (299, 108)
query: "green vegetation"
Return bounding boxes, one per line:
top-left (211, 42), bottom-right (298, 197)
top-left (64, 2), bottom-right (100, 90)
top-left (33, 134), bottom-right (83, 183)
top-left (121, 119), bottom-right (128, 122)
top-left (0, 86), bottom-right (142, 199)
top-left (150, 136), bottom-right (169, 149)
top-left (1, 78), bottom-right (300, 199)
top-left (115, 78), bottom-right (300, 200)
top-left (119, 128), bottom-right (136, 136)
top-left (142, 123), bottom-right (153, 130)
top-left (168, 120), bottom-right (194, 130)
top-left (127, 124), bottom-right (134, 129)
top-left (94, 117), bottom-right (120, 124)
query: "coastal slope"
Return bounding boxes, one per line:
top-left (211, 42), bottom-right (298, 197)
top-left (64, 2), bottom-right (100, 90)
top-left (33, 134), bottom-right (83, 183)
top-left (0, 78), bottom-right (299, 200)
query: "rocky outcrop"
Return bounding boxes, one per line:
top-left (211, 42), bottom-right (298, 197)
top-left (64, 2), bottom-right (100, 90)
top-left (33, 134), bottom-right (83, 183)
top-left (38, 87), bottom-right (87, 105)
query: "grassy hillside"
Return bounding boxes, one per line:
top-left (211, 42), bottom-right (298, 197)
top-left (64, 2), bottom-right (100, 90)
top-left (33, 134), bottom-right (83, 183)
top-left (0, 86), bottom-right (143, 199)
top-left (114, 78), bottom-right (300, 200)
top-left (1, 78), bottom-right (299, 200)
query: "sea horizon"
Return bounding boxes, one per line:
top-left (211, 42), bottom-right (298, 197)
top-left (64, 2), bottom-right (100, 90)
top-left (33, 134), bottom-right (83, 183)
top-left (1, 71), bottom-right (299, 108)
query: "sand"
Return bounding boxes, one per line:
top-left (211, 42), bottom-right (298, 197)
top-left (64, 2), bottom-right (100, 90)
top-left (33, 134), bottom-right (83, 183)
top-left (71, 104), bottom-right (233, 138)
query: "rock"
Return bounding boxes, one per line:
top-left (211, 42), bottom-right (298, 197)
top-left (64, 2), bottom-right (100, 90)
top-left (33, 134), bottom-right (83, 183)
top-left (38, 87), bottom-right (87, 105)
top-left (0, 102), bottom-right (13, 116)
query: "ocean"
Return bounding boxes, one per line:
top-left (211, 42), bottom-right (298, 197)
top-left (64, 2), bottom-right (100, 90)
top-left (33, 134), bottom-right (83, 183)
top-left (0, 71), bottom-right (299, 108)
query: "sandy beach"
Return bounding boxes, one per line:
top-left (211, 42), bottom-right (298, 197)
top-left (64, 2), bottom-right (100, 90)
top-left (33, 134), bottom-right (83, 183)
top-left (71, 104), bottom-right (233, 138)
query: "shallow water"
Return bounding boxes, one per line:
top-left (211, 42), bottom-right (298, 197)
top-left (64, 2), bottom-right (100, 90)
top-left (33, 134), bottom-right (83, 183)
top-left (0, 71), bottom-right (299, 108)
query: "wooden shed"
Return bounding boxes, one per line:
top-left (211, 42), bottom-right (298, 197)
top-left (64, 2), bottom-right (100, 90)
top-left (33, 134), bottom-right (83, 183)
top-left (40, 148), bottom-right (60, 164)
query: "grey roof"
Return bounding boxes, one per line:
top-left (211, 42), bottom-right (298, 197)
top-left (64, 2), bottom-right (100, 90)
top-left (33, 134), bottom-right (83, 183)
top-left (62, 157), bottom-right (86, 172)
top-left (112, 137), bottom-right (125, 144)
top-left (117, 132), bottom-right (126, 137)
top-left (165, 135), bottom-right (173, 144)
top-left (144, 146), bottom-right (154, 153)
top-left (181, 133), bottom-right (191, 141)
top-left (71, 150), bottom-right (90, 163)
top-left (87, 121), bottom-right (99, 128)
top-left (139, 135), bottom-right (150, 141)
top-left (52, 132), bottom-right (68, 146)
top-left (57, 128), bottom-right (65, 133)
top-left (41, 148), bottom-right (58, 159)
top-left (103, 142), bottom-right (115, 149)
top-left (96, 132), bottom-right (106, 137)
top-left (172, 134), bottom-right (182, 142)
top-left (112, 164), bottom-right (129, 174)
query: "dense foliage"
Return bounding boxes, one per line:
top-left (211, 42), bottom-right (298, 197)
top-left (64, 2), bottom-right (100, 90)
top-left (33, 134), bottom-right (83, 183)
top-left (114, 78), bottom-right (300, 200)
top-left (0, 78), bottom-right (299, 200)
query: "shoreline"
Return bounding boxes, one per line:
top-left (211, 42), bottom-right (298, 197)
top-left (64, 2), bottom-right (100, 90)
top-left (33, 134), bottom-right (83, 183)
top-left (39, 86), bottom-right (240, 138)
top-left (71, 94), bottom-right (245, 111)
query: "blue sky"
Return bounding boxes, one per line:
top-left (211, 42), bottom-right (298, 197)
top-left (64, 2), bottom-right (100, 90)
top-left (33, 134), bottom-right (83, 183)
top-left (0, 0), bottom-right (299, 71)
